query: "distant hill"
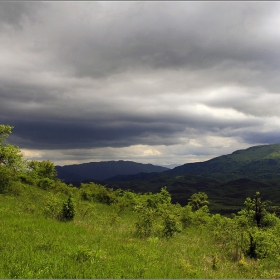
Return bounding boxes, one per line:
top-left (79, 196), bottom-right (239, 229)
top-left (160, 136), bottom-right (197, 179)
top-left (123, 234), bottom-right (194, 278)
top-left (107, 144), bottom-right (280, 183)
top-left (55, 161), bottom-right (169, 183)
top-left (56, 144), bottom-right (280, 214)
top-left (165, 143), bottom-right (280, 181)
top-left (102, 144), bottom-right (280, 213)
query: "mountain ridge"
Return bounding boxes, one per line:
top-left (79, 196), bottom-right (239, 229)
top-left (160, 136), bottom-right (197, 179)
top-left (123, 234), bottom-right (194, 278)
top-left (100, 144), bottom-right (280, 213)
top-left (55, 160), bottom-right (169, 183)
top-left (165, 143), bottom-right (280, 181)
top-left (56, 144), bottom-right (280, 214)
top-left (104, 144), bottom-right (280, 183)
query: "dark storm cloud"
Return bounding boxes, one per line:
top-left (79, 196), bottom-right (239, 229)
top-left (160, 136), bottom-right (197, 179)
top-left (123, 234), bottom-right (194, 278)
top-left (45, 2), bottom-right (280, 89)
top-left (6, 104), bottom-right (261, 150)
top-left (1, 1), bottom-right (280, 165)
top-left (231, 130), bottom-right (280, 146)
top-left (9, 119), bottom-right (183, 149)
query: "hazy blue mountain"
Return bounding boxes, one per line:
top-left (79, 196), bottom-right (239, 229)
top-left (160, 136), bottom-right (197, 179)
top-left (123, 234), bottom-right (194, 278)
top-left (56, 160), bottom-right (169, 183)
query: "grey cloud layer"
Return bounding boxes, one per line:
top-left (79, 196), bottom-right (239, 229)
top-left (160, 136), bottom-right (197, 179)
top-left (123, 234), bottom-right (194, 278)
top-left (1, 2), bottom-right (280, 163)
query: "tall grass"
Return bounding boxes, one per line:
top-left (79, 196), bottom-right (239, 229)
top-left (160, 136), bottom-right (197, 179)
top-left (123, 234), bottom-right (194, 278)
top-left (0, 184), bottom-right (279, 278)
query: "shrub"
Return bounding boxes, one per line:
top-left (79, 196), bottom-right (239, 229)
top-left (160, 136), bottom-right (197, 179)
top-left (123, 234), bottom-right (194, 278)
top-left (180, 205), bottom-right (193, 229)
top-left (5, 182), bottom-right (24, 196)
top-left (0, 165), bottom-right (14, 193)
top-left (134, 188), bottom-right (182, 238)
top-left (28, 160), bottom-right (57, 180)
top-left (135, 206), bottom-right (155, 238)
top-left (245, 228), bottom-right (280, 259)
top-left (188, 192), bottom-right (209, 211)
top-left (192, 205), bottom-right (211, 225)
top-left (80, 183), bottom-right (117, 205)
top-left (43, 192), bottom-right (62, 219)
top-left (161, 211), bottom-right (182, 238)
top-left (52, 180), bottom-right (72, 195)
top-left (61, 195), bottom-right (75, 221)
top-left (37, 178), bottom-right (54, 190)
top-left (260, 213), bottom-right (279, 228)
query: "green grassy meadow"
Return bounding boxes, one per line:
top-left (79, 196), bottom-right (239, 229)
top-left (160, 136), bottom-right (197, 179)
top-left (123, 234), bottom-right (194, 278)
top-left (1, 183), bottom-right (280, 279)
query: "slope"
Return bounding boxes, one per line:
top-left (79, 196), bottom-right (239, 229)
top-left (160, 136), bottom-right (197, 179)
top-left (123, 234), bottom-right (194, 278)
top-left (166, 143), bottom-right (280, 181)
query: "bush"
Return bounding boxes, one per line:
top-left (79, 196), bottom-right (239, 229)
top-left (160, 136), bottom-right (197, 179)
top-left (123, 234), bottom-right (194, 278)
top-left (0, 165), bottom-right (14, 193)
top-left (28, 160), bottom-right (57, 180)
top-left (135, 206), bottom-right (155, 238)
top-left (80, 183), bottom-right (118, 205)
top-left (52, 180), bottom-right (72, 195)
top-left (43, 192), bottom-right (62, 219)
top-left (161, 211), bottom-right (182, 238)
top-left (188, 192), bottom-right (209, 211)
top-left (260, 213), bottom-right (279, 228)
top-left (245, 228), bottom-right (280, 259)
top-left (180, 205), bottom-right (193, 229)
top-left (192, 205), bottom-right (211, 225)
top-left (61, 195), bottom-right (75, 221)
top-left (134, 189), bottom-right (182, 238)
top-left (37, 178), bottom-right (54, 190)
top-left (5, 182), bottom-right (24, 196)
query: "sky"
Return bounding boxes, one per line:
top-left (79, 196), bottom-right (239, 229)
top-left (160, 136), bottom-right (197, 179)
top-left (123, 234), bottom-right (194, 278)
top-left (1, 1), bottom-right (280, 167)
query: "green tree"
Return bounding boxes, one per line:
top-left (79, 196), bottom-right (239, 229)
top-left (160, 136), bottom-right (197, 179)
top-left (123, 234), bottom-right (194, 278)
top-left (0, 124), bottom-right (25, 171)
top-left (61, 195), bottom-right (75, 221)
top-left (0, 124), bottom-right (25, 192)
top-left (161, 210), bottom-right (182, 238)
top-left (134, 188), bottom-right (182, 238)
top-left (0, 124), bottom-right (13, 143)
top-left (188, 192), bottom-right (209, 211)
top-left (28, 160), bottom-right (57, 180)
top-left (253, 192), bottom-right (266, 228)
top-left (146, 187), bottom-right (171, 208)
top-left (243, 192), bottom-right (273, 228)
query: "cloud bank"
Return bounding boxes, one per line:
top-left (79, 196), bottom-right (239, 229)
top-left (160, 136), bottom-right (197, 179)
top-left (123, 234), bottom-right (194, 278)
top-left (1, 2), bottom-right (280, 166)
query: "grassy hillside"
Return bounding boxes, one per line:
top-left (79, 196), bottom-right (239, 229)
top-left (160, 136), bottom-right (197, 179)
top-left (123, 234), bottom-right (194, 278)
top-left (1, 182), bottom-right (280, 278)
top-left (2, 125), bottom-right (280, 278)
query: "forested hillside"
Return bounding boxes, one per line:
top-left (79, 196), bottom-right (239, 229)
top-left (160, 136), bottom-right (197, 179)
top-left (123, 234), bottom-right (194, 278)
top-left (166, 144), bottom-right (280, 180)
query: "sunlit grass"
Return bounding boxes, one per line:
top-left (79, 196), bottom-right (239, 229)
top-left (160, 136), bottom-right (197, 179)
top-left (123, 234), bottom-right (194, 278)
top-left (0, 185), bottom-right (278, 278)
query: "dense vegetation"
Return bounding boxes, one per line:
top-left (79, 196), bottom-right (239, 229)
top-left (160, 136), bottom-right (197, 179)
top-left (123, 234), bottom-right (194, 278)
top-left (1, 124), bottom-right (280, 278)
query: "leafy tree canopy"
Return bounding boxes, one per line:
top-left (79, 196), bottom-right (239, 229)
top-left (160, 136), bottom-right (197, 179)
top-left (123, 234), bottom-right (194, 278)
top-left (188, 192), bottom-right (209, 211)
top-left (0, 124), bottom-right (13, 143)
top-left (0, 124), bottom-right (26, 192)
top-left (28, 160), bottom-right (57, 180)
top-left (0, 124), bottom-right (25, 171)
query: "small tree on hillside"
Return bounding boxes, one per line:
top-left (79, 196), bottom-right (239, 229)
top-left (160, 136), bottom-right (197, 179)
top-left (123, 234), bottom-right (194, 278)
top-left (188, 192), bottom-right (209, 211)
top-left (244, 191), bottom-right (272, 228)
top-left (61, 195), bottom-right (75, 221)
top-left (28, 160), bottom-right (57, 180)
